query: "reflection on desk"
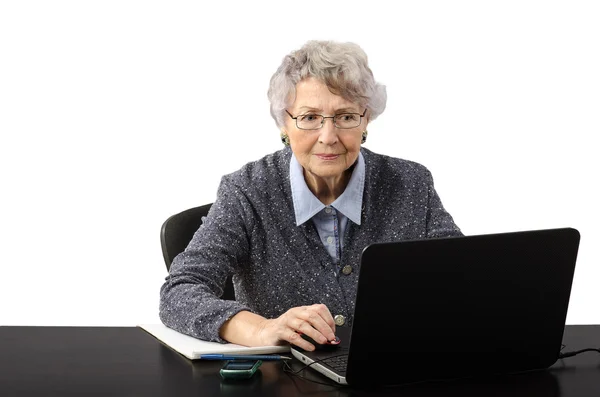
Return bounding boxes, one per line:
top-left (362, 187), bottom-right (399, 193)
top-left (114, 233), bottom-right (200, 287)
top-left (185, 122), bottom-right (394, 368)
top-left (0, 325), bottom-right (598, 397)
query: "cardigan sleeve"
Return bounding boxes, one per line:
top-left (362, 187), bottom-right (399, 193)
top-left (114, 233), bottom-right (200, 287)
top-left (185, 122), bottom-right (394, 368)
top-left (424, 169), bottom-right (463, 238)
top-left (159, 174), bottom-right (255, 342)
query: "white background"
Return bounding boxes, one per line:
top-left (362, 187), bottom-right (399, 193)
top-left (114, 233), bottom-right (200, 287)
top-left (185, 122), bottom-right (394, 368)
top-left (1, 1), bottom-right (598, 326)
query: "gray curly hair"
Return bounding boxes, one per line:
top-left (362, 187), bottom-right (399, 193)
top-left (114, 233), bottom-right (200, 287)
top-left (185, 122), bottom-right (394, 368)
top-left (267, 40), bottom-right (387, 128)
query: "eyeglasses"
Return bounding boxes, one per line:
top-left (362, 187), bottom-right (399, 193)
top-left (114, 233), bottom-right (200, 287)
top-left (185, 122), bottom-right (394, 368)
top-left (285, 109), bottom-right (367, 130)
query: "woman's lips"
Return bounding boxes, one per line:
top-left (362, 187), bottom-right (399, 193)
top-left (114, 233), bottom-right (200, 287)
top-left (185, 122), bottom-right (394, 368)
top-left (315, 154), bottom-right (340, 160)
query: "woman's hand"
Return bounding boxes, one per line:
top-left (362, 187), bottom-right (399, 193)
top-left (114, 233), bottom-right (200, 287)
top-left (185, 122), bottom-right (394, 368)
top-left (219, 304), bottom-right (336, 349)
top-left (257, 303), bottom-right (337, 351)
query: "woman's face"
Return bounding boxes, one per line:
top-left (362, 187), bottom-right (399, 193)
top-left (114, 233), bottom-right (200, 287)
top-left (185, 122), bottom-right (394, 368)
top-left (283, 77), bottom-right (367, 182)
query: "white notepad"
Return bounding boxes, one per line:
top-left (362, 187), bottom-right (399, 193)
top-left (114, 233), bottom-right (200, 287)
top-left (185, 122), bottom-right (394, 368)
top-left (138, 323), bottom-right (290, 360)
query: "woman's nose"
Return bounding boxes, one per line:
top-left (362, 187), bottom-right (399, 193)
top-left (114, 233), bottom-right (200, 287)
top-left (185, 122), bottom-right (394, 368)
top-left (318, 119), bottom-right (338, 145)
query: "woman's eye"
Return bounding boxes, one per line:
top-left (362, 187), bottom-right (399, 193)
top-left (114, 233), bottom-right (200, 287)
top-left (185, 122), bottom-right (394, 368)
top-left (301, 114), bottom-right (318, 121)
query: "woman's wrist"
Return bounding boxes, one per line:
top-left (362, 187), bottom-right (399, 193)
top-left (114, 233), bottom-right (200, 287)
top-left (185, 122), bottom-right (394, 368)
top-left (219, 310), bottom-right (270, 346)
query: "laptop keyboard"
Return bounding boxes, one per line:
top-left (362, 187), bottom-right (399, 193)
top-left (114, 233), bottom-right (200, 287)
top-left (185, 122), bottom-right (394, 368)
top-left (320, 354), bottom-right (348, 373)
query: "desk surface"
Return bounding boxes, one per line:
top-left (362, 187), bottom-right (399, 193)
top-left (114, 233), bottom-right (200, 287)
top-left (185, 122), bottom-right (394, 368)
top-left (0, 325), bottom-right (598, 397)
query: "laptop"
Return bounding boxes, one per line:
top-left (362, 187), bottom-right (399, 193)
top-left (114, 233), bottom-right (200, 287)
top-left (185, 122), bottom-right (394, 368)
top-left (291, 228), bottom-right (580, 387)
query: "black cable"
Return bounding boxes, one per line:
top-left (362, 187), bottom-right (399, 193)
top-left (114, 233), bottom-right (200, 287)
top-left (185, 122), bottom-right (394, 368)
top-left (558, 347), bottom-right (600, 359)
top-left (283, 363), bottom-right (341, 391)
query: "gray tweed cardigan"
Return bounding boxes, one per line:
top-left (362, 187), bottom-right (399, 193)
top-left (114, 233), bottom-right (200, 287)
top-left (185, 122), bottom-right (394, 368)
top-left (159, 147), bottom-right (462, 342)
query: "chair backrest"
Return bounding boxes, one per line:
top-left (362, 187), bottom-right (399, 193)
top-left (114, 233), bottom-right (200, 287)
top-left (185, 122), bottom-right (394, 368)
top-left (160, 203), bottom-right (236, 300)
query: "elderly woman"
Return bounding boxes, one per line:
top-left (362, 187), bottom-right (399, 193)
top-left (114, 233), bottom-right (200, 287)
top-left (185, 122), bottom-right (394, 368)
top-left (159, 40), bottom-right (462, 351)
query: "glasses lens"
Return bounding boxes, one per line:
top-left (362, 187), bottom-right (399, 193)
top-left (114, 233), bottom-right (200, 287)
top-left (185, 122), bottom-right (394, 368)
top-left (297, 114), bottom-right (323, 130)
top-left (335, 114), bottom-right (361, 128)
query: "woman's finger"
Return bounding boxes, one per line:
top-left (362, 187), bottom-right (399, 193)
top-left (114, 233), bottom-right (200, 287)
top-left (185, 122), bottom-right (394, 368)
top-left (296, 304), bottom-right (336, 341)
top-left (283, 327), bottom-right (316, 351)
top-left (311, 303), bottom-right (336, 333)
top-left (295, 320), bottom-right (328, 345)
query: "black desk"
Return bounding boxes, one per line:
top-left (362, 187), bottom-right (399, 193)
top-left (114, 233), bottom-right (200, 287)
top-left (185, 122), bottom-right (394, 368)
top-left (1, 325), bottom-right (598, 396)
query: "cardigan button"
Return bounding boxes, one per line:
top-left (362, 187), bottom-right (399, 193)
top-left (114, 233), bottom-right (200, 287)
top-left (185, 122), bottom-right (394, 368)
top-left (334, 315), bottom-right (346, 326)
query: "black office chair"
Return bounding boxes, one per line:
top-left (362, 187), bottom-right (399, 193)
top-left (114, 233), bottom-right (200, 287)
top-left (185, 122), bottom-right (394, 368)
top-left (160, 203), bottom-right (236, 300)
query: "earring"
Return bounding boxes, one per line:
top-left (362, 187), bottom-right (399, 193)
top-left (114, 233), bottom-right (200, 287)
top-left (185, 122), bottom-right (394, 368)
top-left (280, 132), bottom-right (290, 146)
top-left (361, 130), bottom-right (368, 144)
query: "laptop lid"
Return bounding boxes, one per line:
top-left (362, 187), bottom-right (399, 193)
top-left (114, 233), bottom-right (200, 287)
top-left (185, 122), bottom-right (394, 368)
top-left (293, 228), bottom-right (580, 387)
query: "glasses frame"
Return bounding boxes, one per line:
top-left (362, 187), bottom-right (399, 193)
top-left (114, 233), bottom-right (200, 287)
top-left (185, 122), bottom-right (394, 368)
top-left (285, 109), bottom-right (367, 130)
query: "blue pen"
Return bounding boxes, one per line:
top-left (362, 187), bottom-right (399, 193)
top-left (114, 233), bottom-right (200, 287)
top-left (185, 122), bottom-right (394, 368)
top-left (200, 354), bottom-right (291, 361)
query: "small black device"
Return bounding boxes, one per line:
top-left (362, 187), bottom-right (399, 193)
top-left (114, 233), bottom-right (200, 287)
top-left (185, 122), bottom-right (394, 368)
top-left (219, 360), bottom-right (262, 380)
top-left (300, 333), bottom-right (341, 351)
